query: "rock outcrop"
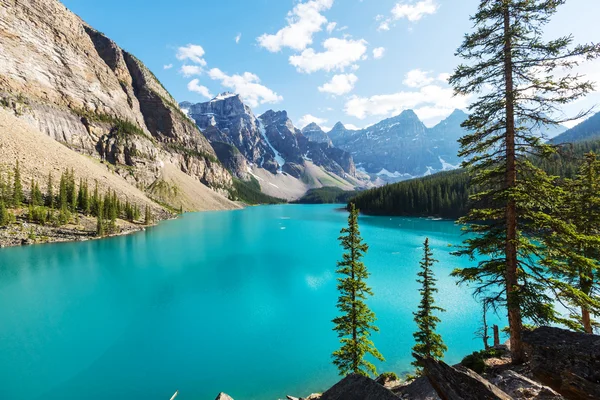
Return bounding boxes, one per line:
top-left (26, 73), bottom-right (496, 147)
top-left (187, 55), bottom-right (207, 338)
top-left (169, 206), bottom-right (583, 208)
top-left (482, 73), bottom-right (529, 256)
top-left (490, 371), bottom-right (564, 400)
top-left (522, 327), bottom-right (600, 400)
top-left (0, 0), bottom-right (234, 208)
top-left (319, 374), bottom-right (399, 400)
top-left (214, 393), bottom-right (234, 400)
top-left (417, 356), bottom-right (513, 400)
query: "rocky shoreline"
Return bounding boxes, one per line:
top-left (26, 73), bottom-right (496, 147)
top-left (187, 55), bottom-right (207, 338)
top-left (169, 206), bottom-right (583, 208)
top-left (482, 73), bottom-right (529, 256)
top-left (0, 210), bottom-right (167, 248)
top-left (214, 327), bottom-right (598, 400)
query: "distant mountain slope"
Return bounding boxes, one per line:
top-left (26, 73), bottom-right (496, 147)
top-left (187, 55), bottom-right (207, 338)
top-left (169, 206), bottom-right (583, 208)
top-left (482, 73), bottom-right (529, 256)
top-left (552, 111), bottom-right (600, 144)
top-left (0, 0), bottom-right (235, 210)
top-left (329, 109), bottom-right (468, 181)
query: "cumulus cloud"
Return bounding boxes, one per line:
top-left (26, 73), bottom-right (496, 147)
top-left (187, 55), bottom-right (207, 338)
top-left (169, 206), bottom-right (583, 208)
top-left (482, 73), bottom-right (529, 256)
top-left (176, 44), bottom-right (207, 66)
top-left (403, 69), bottom-right (448, 88)
top-left (344, 84), bottom-right (470, 125)
top-left (187, 79), bottom-right (213, 99)
top-left (257, 0), bottom-right (334, 52)
top-left (163, 64), bottom-right (173, 70)
top-left (318, 73), bottom-right (358, 95)
top-left (235, 33), bottom-right (242, 44)
top-left (208, 68), bottom-right (283, 108)
top-left (180, 65), bottom-right (203, 77)
top-left (298, 114), bottom-right (328, 129)
top-left (289, 38), bottom-right (368, 73)
top-left (326, 22), bottom-right (337, 33)
top-left (378, 0), bottom-right (439, 31)
top-left (373, 47), bottom-right (386, 59)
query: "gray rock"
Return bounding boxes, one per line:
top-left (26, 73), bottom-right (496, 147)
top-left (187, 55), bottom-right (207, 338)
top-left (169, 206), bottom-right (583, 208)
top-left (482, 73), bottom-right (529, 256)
top-left (319, 374), bottom-right (399, 400)
top-left (214, 393), bottom-right (233, 400)
top-left (522, 327), bottom-right (600, 400)
top-left (417, 356), bottom-right (513, 400)
top-left (395, 376), bottom-right (441, 399)
top-left (491, 370), bottom-right (564, 399)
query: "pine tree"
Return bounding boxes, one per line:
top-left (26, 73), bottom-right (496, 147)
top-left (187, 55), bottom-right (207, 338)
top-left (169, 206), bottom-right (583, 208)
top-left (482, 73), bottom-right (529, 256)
top-left (96, 198), bottom-right (104, 237)
top-left (449, 0), bottom-right (600, 362)
top-left (12, 160), bottom-right (23, 208)
top-left (412, 238), bottom-right (447, 374)
top-left (547, 152), bottom-right (600, 333)
top-left (0, 199), bottom-right (8, 226)
top-left (332, 203), bottom-right (384, 377)
top-left (46, 172), bottom-right (54, 208)
top-left (144, 205), bottom-right (152, 225)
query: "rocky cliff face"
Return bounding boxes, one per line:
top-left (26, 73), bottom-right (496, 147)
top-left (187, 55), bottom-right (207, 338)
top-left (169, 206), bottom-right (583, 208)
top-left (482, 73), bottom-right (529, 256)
top-left (330, 110), bottom-right (468, 181)
top-left (0, 0), bottom-right (233, 200)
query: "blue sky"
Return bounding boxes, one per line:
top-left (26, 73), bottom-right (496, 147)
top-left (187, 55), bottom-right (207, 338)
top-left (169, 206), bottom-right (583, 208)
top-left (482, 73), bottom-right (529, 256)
top-left (63, 0), bottom-right (600, 129)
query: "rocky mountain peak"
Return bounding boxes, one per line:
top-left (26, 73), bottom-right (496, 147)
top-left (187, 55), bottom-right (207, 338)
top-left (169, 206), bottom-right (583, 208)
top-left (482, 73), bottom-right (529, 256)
top-left (302, 123), bottom-right (332, 146)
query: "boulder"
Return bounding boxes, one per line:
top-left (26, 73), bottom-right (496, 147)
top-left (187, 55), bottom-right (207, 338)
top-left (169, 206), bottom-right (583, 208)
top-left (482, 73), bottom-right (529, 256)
top-left (214, 393), bottom-right (233, 400)
top-left (491, 370), bottom-right (564, 399)
top-left (522, 327), bottom-right (600, 400)
top-left (395, 376), bottom-right (441, 399)
top-left (319, 374), bottom-right (399, 400)
top-left (416, 355), bottom-right (513, 400)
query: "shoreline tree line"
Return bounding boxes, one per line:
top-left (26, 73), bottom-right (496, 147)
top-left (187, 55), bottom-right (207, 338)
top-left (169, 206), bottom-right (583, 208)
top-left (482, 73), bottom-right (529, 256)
top-left (0, 162), bottom-right (154, 237)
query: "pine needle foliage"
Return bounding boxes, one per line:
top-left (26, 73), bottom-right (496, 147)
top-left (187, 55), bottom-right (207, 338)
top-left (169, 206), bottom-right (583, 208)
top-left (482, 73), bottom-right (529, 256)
top-left (449, 0), bottom-right (600, 362)
top-left (412, 238), bottom-right (447, 374)
top-left (332, 203), bottom-right (384, 377)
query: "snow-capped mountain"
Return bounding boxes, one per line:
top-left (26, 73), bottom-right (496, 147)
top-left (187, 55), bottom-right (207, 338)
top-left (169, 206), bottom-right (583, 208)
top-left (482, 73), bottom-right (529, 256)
top-left (181, 94), bottom-right (359, 199)
top-left (329, 109), bottom-right (468, 180)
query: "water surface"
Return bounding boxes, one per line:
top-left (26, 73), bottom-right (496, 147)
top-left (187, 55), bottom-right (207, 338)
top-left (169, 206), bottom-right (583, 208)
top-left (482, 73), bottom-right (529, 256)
top-left (0, 205), bottom-right (503, 399)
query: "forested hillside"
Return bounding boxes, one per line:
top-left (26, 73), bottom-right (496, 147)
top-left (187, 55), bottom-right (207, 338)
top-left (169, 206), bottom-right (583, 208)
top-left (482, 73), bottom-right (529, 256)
top-left (352, 139), bottom-right (600, 218)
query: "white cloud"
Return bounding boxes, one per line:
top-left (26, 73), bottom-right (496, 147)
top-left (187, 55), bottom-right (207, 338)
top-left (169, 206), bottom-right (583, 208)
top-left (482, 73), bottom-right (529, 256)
top-left (187, 79), bottom-right (213, 99)
top-left (403, 69), bottom-right (435, 88)
top-left (235, 33), bottom-right (242, 44)
top-left (378, 0), bottom-right (439, 31)
top-left (402, 69), bottom-right (450, 88)
top-left (298, 114), bottom-right (328, 129)
top-left (326, 22), bottom-right (337, 33)
top-left (208, 68), bottom-right (283, 108)
top-left (392, 0), bottom-right (439, 21)
top-left (257, 0), bottom-right (334, 52)
top-left (180, 65), bottom-right (203, 77)
top-left (163, 64), bottom-right (173, 70)
top-left (176, 44), bottom-right (207, 66)
top-left (289, 38), bottom-right (368, 73)
top-left (318, 73), bottom-right (358, 95)
top-left (344, 84), bottom-right (470, 125)
top-left (373, 47), bottom-right (386, 59)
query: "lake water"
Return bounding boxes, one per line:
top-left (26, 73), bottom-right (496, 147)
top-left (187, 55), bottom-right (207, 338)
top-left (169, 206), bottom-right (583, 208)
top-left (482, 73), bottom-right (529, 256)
top-left (0, 204), bottom-right (504, 400)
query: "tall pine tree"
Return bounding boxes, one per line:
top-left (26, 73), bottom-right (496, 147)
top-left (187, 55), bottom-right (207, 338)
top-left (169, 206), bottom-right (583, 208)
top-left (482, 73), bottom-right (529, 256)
top-left (449, 0), bottom-right (600, 362)
top-left (12, 160), bottom-right (23, 208)
top-left (412, 238), bottom-right (447, 374)
top-left (332, 203), bottom-right (384, 377)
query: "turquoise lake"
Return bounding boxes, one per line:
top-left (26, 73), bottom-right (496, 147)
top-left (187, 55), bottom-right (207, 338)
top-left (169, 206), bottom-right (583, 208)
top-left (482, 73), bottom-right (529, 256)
top-left (0, 204), bottom-right (504, 400)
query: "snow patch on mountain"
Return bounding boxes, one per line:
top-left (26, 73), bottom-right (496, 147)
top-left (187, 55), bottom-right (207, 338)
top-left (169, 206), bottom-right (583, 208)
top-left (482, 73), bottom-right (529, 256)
top-left (438, 157), bottom-right (459, 171)
top-left (259, 121), bottom-right (285, 171)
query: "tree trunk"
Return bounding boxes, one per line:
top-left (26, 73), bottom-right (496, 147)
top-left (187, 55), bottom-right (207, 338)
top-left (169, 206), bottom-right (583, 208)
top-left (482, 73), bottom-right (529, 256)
top-left (493, 325), bottom-right (500, 347)
top-left (502, 0), bottom-right (524, 363)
